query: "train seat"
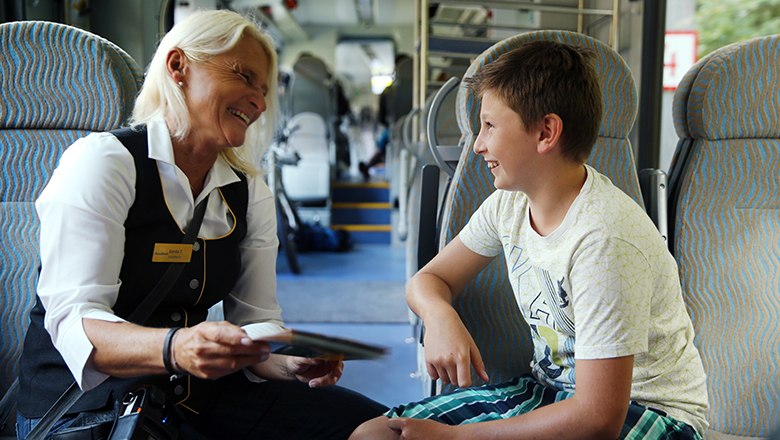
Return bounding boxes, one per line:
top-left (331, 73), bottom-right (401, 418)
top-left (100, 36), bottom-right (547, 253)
top-left (289, 54), bottom-right (332, 125)
top-left (404, 90), bottom-right (459, 277)
top-left (669, 35), bottom-right (780, 440)
top-left (0, 20), bottom-right (142, 434)
top-left (423, 30), bottom-right (642, 394)
top-left (280, 111), bottom-right (331, 205)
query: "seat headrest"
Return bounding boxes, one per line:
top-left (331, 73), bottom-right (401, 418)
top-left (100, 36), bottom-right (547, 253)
top-left (289, 111), bottom-right (327, 136)
top-left (456, 30), bottom-right (637, 141)
top-left (0, 21), bottom-right (143, 131)
top-left (673, 35), bottom-right (780, 140)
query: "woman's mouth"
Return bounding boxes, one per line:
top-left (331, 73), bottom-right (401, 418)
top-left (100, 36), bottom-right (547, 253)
top-left (229, 108), bottom-right (251, 125)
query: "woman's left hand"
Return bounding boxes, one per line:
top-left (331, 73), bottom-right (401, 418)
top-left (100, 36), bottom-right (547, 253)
top-left (286, 357), bottom-right (344, 388)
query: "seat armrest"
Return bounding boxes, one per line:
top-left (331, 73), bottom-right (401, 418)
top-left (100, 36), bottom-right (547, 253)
top-left (415, 164), bottom-right (444, 396)
top-left (638, 168), bottom-right (668, 243)
top-left (417, 164), bottom-right (441, 271)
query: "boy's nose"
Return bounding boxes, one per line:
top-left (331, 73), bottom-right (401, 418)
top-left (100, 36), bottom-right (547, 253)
top-left (473, 132), bottom-right (486, 154)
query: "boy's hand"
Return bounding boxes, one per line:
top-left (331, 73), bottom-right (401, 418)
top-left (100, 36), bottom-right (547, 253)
top-left (387, 418), bottom-right (456, 440)
top-left (285, 356), bottom-right (344, 388)
top-left (423, 313), bottom-right (489, 388)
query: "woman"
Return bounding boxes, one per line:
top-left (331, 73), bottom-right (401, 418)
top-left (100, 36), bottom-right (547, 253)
top-left (16, 9), bottom-right (386, 439)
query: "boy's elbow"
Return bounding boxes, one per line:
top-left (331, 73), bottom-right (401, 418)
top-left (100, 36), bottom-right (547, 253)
top-left (571, 397), bottom-right (627, 439)
top-left (570, 412), bottom-right (623, 440)
top-left (590, 418), bottom-right (624, 440)
top-left (405, 270), bottom-right (436, 303)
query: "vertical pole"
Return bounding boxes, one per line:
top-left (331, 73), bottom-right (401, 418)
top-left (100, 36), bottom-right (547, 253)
top-left (419, 0), bottom-right (429, 115)
top-left (637, 0), bottom-right (667, 170)
top-left (413, 0), bottom-right (422, 144)
top-left (611, 0), bottom-right (620, 49)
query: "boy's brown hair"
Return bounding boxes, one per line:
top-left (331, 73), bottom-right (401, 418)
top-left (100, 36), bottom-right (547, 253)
top-left (466, 40), bottom-right (603, 163)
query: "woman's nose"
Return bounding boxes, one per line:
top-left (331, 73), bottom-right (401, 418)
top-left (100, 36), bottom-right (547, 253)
top-left (249, 91), bottom-right (267, 114)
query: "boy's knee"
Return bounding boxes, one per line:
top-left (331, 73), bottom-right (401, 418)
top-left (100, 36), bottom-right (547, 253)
top-left (349, 416), bottom-right (396, 440)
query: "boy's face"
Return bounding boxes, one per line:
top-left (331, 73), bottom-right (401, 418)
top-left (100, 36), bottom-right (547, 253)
top-left (473, 89), bottom-right (540, 191)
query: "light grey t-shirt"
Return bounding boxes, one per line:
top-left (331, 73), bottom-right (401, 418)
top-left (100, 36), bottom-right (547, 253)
top-left (459, 165), bottom-right (708, 434)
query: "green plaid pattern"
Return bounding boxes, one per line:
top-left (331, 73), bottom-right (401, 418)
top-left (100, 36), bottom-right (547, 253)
top-left (388, 376), bottom-right (701, 439)
top-left (621, 403), bottom-right (702, 440)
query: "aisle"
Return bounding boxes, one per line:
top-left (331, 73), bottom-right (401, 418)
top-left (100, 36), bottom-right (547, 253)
top-left (295, 322), bottom-right (424, 408)
top-left (276, 244), bottom-right (407, 323)
top-left (275, 243), bottom-right (425, 407)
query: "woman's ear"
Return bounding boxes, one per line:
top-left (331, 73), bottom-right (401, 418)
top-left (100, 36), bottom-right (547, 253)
top-left (166, 48), bottom-right (187, 84)
top-left (536, 113), bottom-right (563, 155)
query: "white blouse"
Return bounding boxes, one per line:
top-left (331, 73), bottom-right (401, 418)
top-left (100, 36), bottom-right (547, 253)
top-left (35, 118), bottom-right (283, 391)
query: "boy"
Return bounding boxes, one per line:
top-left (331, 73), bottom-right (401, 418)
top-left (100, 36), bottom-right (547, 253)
top-left (350, 41), bottom-right (708, 439)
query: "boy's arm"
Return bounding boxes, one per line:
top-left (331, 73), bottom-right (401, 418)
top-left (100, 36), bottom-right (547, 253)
top-left (461, 355), bottom-right (633, 439)
top-left (391, 355), bottom-right (634, 440)
top-left (407, 237), bottom-right (494, 388)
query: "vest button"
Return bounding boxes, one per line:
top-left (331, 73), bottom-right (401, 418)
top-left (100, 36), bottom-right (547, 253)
top-left (189, 279), bottom-right (200, 289)
top-left (174, 385), bottom-right (184, 396)
top-left (192, 241), bottom-right (200, 252)
top-left (170, 312), bottom-right (181, 322)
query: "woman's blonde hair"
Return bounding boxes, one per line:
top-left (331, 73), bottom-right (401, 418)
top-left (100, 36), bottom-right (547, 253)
top-left (131, 9), bottom-right (279, 175)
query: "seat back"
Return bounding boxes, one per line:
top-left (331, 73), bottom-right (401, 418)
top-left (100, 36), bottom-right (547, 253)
top-left (281, 111), bottom-right (331, 204)
top-left (0, 21), bottom-right (142, 398)
top-left (437, 30), bottom-right (640, 391)
top-left (383, 57), bottom-right (414, 127)
top-left (290, 54), bottom-right (332, 134)
top-left (669, 35), bottom-right (780, 439)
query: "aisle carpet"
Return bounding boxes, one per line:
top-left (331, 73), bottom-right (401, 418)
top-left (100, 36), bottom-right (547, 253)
top-left (276, 244), bottom-right (410, 323)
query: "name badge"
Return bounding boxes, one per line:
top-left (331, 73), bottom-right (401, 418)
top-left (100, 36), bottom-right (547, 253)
top-left (152, 243), bottom-right (193, 263)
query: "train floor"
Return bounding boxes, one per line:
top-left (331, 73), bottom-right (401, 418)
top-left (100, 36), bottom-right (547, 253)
top-left (276, 242), bottom-right (426, 408)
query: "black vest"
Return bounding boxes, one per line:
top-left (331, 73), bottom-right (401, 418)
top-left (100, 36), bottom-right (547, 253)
top-left (18, 127), bottom-right (248, 416)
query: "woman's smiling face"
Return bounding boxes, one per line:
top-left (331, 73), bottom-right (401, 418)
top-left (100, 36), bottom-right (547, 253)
top-left (182, 35), bottom-right (270, 151)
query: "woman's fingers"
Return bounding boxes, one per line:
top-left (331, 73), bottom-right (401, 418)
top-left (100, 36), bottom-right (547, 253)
top-left (288, 357), bottom-right (344, 387)
top-left (174, 322), bottom-right (270, 379)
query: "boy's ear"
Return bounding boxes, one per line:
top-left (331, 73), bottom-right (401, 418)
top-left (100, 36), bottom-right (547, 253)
top-left (536, 113), bottom-right (563, 155)
top-left (166, 48), bottom-right (188, 84)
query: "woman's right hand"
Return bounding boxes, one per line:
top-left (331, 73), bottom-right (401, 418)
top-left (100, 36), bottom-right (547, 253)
top-left (422, 310), bottom-right (488, 388)
top-left (172, 321), bottom-right (271, 379)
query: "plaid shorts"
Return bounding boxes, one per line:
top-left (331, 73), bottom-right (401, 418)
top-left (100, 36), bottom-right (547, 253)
top-left (387, 375), bottom-right (701, 440)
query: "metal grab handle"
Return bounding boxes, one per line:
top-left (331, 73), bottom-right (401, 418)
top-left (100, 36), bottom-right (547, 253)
top-left (402, 107), bottom-right (421, 156)
top-left (426, 77), bottom-right (461, 177)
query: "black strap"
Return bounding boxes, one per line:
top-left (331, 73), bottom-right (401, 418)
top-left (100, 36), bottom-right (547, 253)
top-left (26, 195), bottom-right (210, 440)
top-left (128, 195), bottom-right (209, 323)
top-left (0, 379), bottom-right (18, 432)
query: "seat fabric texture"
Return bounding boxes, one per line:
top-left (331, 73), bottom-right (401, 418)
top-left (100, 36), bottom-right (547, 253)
top-left (670, 35), bottom-right (780, 440)
top-left (0, 20), bottom-right (142, 399)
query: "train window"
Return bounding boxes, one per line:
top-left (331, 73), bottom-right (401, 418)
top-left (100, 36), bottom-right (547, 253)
top-left (696, 0), bottom-right (780, 56)
top-left (335, 38), bottom-right (395, 95)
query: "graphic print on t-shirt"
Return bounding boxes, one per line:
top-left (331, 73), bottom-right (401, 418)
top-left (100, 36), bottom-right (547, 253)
top-left (512, 256), bottom-right (576, 389)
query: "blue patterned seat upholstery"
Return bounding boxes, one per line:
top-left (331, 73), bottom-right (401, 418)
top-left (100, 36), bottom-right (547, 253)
top-left (0, 21), bottom-right (142, 399)
top-left (669, 35), bottom-right (780, 439)
top-left (434, 30), bottom-right (640, 392)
